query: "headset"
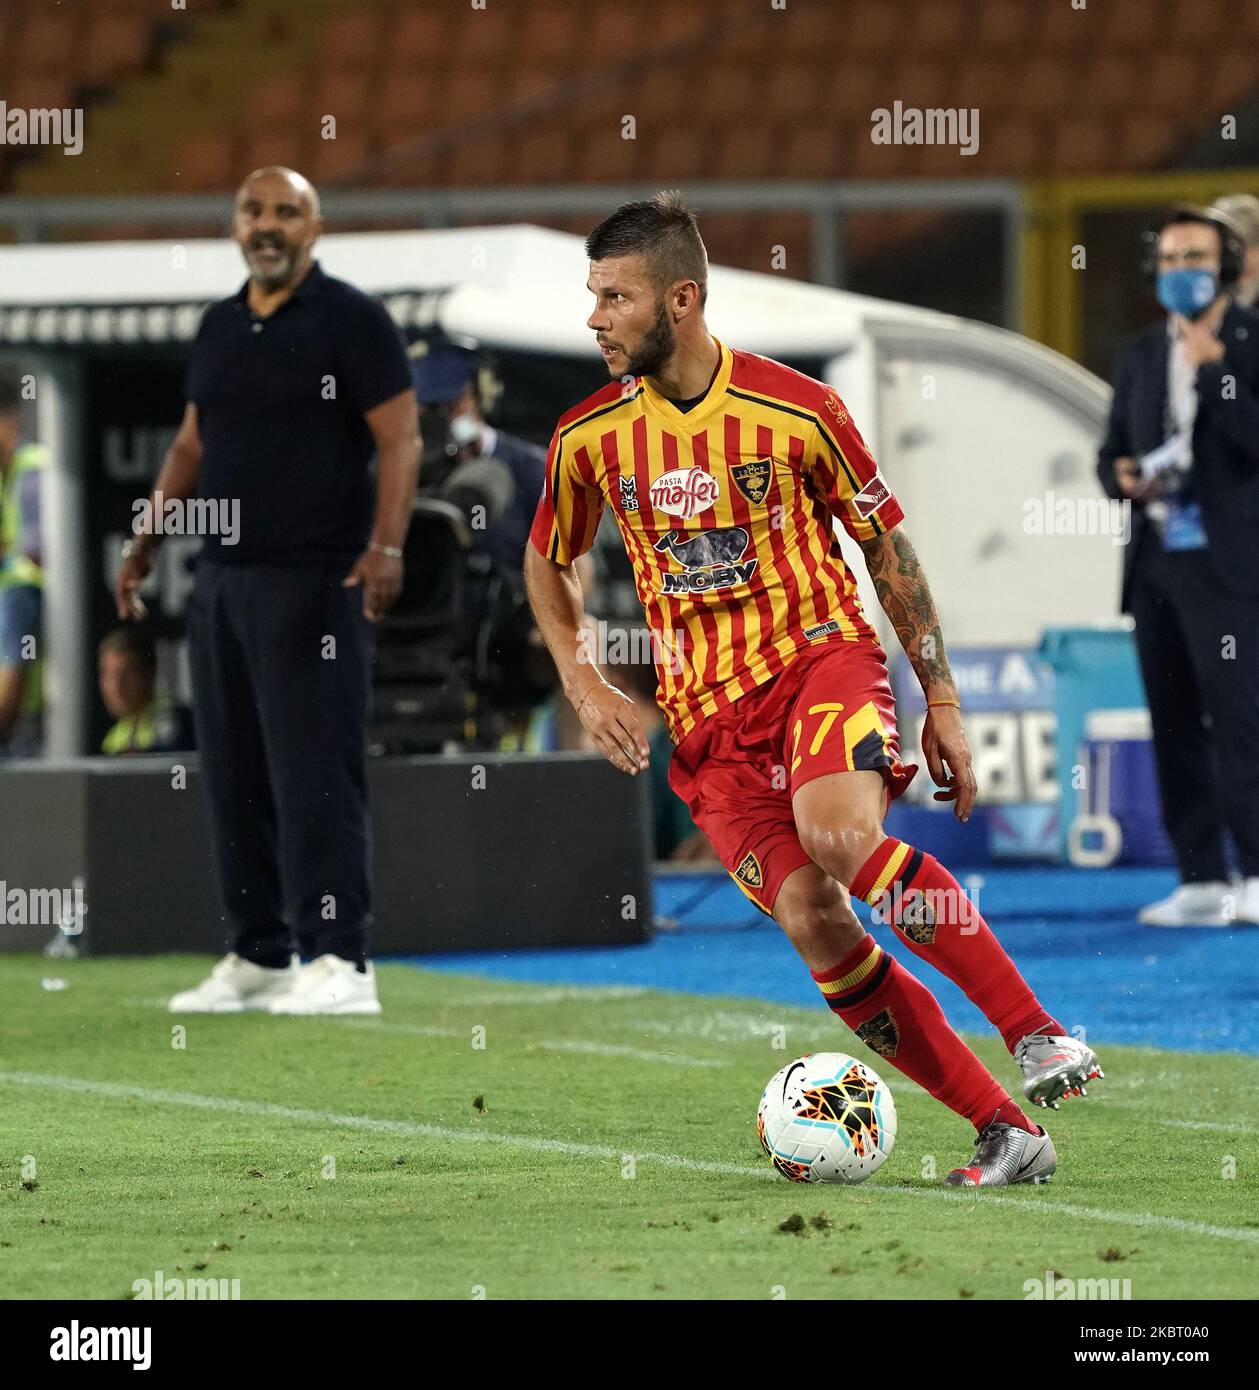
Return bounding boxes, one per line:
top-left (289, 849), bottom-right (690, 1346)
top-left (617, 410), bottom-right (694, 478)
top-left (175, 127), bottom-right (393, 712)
top-left (1141, 204), bottom-right (1246, 288)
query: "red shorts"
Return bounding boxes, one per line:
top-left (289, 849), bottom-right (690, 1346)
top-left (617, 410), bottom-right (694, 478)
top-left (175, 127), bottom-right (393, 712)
top-left (667, 640), bottom-right (917, 915)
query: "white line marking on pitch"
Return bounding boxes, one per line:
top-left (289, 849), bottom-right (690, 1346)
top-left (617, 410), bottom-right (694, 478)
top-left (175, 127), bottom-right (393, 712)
top-left (2, 1070), bottom-right (1258, 1246)
top-left (529, 1037), bottom-right (728, 1067)
top-left (444, 986), bottom-right (653, 1006)
top-left (331, 1019), bottom-right (729, 1068)
top-left (879, 1186), bottom-right (1259, 1245)
top-left (106, 1004), bottom-right (1259, 1125)
top-left (0, 1071), bottom-right (756, 1177)
top-left (118, 999), bottom-right (727, 1069)
top-left (1096, 1099), bottom-right (1259, 1135)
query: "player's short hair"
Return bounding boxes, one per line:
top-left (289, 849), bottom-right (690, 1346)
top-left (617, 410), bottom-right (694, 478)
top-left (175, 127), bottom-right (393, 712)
top-left (98, 626), bottom-right (156, 676)
top-left (585, 191), bottom-right (708, 308)
top-left (0, 361), bottom-right (25, 416)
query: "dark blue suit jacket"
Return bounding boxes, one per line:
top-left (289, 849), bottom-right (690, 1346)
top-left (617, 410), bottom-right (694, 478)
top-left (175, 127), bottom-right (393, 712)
top-left (1097, 301), bottom-right (1259, 610)
top-left (485, 429), bottom-right (547, 575)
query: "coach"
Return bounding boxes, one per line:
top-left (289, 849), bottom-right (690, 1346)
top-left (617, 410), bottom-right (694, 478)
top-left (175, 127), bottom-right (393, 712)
top-left (1098, 205), bottom-right (1259, 928)
top-left (115, 166), bottom-right (420, 1013)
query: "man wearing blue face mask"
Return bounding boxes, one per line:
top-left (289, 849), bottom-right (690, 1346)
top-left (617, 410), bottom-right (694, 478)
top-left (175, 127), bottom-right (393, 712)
top-left (1098, 205), bottom-right (1259, 928)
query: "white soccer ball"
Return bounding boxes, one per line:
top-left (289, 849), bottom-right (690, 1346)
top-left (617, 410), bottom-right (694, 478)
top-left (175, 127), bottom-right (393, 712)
top-left (756, 1051), bottom-right (897, 1183)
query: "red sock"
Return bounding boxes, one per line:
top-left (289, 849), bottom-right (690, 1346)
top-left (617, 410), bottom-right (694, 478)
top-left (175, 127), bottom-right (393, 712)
top-left (849, 839), bottom-right (1064, 1054)
top-left (811, 935), bottom-right (1035, 1133)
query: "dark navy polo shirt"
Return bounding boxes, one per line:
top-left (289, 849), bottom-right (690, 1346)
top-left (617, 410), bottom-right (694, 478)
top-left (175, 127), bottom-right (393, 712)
top-left (185, 260), bottom-right (411, 565)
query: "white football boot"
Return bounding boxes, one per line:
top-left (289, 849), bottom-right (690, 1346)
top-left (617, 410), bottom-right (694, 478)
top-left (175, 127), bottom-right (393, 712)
top-left (1229, 878), bottom-right (1259, 926)
top-left (168, 952), bottom-right (299, 1014)
top-left (1138, 880), bottom-right (1233, 928)
top-left (1015, 1032), bottom-right (1104, 1109)
top-left (268, 953), bottom-right (381, 1016)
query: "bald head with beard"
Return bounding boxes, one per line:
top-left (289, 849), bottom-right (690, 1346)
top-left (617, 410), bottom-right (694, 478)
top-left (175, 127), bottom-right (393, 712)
top-left (233, 166), bottom-right (324, 292)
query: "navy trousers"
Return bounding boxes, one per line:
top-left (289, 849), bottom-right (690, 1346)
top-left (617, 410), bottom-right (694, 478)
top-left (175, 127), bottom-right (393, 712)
top-left (1129, 539), bottom-right (1259, 883)
top-left (186, 561), bottom-right (374, 966)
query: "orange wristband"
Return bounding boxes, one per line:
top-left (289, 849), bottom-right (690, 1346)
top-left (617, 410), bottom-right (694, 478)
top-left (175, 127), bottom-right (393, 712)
top-left (927, 699), bottom-right (961, 710)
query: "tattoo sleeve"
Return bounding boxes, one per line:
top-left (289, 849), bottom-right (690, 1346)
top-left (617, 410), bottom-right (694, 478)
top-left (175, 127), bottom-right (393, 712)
top-left (857, 527), bottom-right (957, 698)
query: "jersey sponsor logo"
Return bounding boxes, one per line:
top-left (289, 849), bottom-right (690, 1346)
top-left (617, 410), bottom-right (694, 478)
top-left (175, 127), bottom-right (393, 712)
top-left (648, 467), bottom-right (720, 519)
top-left (653, 525), bottom-right (758, 594)
top-left (735, 851), bottom-right (763, 888)
top-left (852, 473), bottom-right (891, 519)
top-left (855, 1007), bottom-right (899, 1059)
top-left (729, 457), bottom-right (772, 505)
top-left (803, 619), bottom-right (841, 640)
top-left (822, 388), bottom-right (848, 428)
top-left (618, 476), bottom-right (639, 512)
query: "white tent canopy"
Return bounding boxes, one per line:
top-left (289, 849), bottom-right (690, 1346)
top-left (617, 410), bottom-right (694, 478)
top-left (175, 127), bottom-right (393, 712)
top-left (0, 221), bottom-right (937, 357)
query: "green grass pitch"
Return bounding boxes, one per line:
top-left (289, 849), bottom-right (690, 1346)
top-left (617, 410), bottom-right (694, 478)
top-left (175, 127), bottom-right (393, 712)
top-left (1, 954), bottom-right (1256, 1300)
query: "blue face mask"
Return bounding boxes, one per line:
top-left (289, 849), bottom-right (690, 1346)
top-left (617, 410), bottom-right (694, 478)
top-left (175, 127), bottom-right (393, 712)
top-left (1156, 267), bottom-right (1219, 319)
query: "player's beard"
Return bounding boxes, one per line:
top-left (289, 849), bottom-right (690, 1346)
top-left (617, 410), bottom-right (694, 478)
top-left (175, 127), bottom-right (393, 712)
top-left (625, 298), bottom-right (676, 378)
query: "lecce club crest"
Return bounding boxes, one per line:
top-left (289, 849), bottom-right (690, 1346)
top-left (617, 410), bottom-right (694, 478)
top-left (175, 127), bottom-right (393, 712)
top-left (735, 851), bottom-right (763, 888)
top-left (729, 458), bottom-right (772, 505)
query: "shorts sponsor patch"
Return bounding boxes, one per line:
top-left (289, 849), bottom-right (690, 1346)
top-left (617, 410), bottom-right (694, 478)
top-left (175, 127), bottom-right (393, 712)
top-left (735, 851), bottom-right (763, 889)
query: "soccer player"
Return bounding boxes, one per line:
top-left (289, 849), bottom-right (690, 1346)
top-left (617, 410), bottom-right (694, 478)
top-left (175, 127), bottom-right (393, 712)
top-left (525, 193), bottom-right (1104, 1186)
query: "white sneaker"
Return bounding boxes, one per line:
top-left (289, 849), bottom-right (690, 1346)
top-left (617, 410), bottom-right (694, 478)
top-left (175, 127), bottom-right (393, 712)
top-left (1138, 881), bottom-right (1233, 928)
top-left (168, 952), bottom-right (299, 1013)
top-left (268, 954), bottom-right (381, 1016)
top-left (1229, 878), bottom-right (1259, 926)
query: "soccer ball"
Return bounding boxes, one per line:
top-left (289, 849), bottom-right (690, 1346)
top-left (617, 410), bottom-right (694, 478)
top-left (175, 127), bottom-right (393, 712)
top-left (756, 1052), bottom-right (897, 1183)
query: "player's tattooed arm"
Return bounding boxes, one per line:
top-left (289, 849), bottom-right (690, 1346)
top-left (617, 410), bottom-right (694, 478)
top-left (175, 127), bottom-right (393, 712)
top-left (858, 525), bottom-right (976, 820)
top-left (857, 526), bottom-right (957, 701)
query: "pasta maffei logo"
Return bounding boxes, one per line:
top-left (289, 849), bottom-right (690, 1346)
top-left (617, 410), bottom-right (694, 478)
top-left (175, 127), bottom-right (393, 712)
top-left (649, 468), bottom-right (720, 519)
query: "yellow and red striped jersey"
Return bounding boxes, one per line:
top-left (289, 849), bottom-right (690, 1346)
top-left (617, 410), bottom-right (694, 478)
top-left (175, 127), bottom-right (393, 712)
top-left (528, 340), bottom-right (905, 741)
